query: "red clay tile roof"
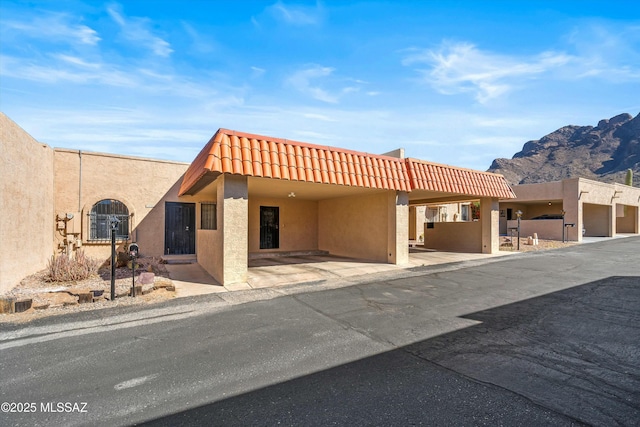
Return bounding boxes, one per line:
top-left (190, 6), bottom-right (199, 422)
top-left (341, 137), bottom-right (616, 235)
top-left (406, 158), bottom-right (516, 199)
top-left (179, 128), bottom-right (515, 199)
top-left (179, 129), bottom-right (411, 195)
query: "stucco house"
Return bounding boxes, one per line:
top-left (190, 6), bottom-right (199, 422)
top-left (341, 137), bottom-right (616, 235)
top-left (173, 129), bottom-right (515, 285)
top-left (499, 178), bottom-right (640, 242)
top-left (1, 113), bottom-right (515, 292)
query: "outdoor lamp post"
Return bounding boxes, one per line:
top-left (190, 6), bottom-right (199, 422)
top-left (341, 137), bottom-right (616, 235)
top-left (516, 210), bottom-right (523, 251)
top-left (561, 210), bottom-right (566, 243)
top-left (109, 216), bottom-right (120, 301)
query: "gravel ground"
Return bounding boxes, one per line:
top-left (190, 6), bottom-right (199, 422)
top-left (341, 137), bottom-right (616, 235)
top-left (0, 256), bottom-right (176, 324)
top-left (499, 236), bottom-right (578, 252)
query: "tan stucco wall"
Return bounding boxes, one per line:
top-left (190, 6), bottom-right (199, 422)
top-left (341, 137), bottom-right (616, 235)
top-left (583, 203), bottom-right (611, 237)
top-left (480, 197), bottom-right (500, 253)
top-left (506, 219), bottom-right (564, 240)
top-left (134, 179), bottom-right (201, 258)
top-left (192, 175), bottom-right (249, 286)
top-left (53, 149), bottom-right (189, 261)
top-left (248, 197), bottom-right (318, 253)
top-left (505, 178), bottom-right (640, 241)
top-left (1, 113), bottom-right (54, 293)
top-left (511, 181), bottom-right (565, 202)
top-left (617, 205), bottom-right (638, 233)
top-left (409, 205), bottom-right (427, 240)
top-left (424, 221), bottom-right (482, 252)
top-left (216, 175), bottom-right (248, 285)
top-left (196, 229), bottom-right (219, 282)
top-left (318, 192), bottom-right (389, 262)
top-left (389, 191), bottom-right (409, 264)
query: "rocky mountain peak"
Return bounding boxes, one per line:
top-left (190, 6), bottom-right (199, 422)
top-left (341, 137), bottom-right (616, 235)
top-left (488, 113), bottom-right (640, 185)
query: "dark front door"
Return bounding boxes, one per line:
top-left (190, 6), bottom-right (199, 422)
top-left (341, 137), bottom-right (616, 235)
top-left (165, 202), bottom-right (195, 255)
top-left (260, 206), bottom-right (279, 249)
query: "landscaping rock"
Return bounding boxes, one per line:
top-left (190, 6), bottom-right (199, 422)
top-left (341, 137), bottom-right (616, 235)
top-left (14, 299), bottom-right (32, 313)
top-left (116, 288), bottom-right (130, 298)
top-left (75, 292), bottom-right (93, 304)
top-left (137, 272), bottom-right (155, 285)
top-left (154, 277), bottom-right (173, 289)
top-left (45, 292), bottom-right (78, 308)
top-left (0, 297), bottom-right (15, 314)
top-left (33, 302), bottom-right (50, 310)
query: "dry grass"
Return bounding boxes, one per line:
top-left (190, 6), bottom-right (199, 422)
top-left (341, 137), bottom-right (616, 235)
top-left (46, 251), bottom-right (101, 282)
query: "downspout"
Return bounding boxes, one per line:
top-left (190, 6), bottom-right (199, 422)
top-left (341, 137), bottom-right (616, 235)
top-left (78, 150), bottom-right (82, 212)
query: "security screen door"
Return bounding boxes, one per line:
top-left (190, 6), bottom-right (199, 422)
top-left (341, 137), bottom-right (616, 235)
top-left (260, 206), bottom-right (279, 249)
top-left (165, 202), bottom-right (195, 254)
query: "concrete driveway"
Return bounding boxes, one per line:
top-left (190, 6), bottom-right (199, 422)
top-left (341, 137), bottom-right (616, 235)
top-left (167, 249), bottom-right (514, 297)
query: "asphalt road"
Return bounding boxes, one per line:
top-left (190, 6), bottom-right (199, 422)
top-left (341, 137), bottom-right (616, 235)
top-left (1, 237), bottom-right (639, 426)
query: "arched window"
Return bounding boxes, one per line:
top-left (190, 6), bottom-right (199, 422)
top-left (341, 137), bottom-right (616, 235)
top-left (89, 199), bottom-right (129, 240)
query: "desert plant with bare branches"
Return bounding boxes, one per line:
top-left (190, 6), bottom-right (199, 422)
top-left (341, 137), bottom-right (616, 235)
top-left (46, 251), bottom-right (100, 282)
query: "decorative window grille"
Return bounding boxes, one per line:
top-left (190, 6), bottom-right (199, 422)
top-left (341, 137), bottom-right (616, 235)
top-left (89, 199), bottom-right (129, 240)
top-left (201, 203), bottom-right (217, 230)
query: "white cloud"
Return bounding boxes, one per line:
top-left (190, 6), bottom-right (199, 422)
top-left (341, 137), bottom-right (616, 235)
top-left (267, 1), bottom-right (324, 26)
top-left (302, 113), bottom-right (336, 122)
top-left (403, 41), bottom-right (572, 103)
top-left (564, 23), bottom-right (640, 81)
top-left (342, 86), bottom-right (359, 94)
top-left (181, 21), bottom-right (217, 54)
top-left (0, 13), bottom-right (100, 45)
top-left (285, 65), bottom-right (370, 103)
top-left (55, 54), bottom-right (101, 69)
top-left (286, 65), bottom-right (339, 103)
top-left (0, 54), bottom-right (136, 86)
top-left (107, 4), bottom-right (173, 57)
top-left (251, 66), bottom-right (266, 78)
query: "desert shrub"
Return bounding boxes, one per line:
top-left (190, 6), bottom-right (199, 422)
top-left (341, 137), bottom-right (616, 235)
top-left (47, 251), bottom-right (101, 282)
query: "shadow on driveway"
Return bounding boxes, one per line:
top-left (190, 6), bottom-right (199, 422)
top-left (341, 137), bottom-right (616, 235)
top-left (143, 276), bottom-right (639, 426)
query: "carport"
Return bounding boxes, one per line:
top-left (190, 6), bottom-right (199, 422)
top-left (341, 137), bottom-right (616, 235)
top-left (616, 203), bottom-right (639, 234)
top-left (583, 202), bottom-right (612, 237)
top-left (178, 129), bottom-right (410, 287)
top-left (177, 129), bottom-right (515, 286)
top-left (405, 159), bottom-right (516, 253)
top-left (500, 178), bottom-right (640, 242)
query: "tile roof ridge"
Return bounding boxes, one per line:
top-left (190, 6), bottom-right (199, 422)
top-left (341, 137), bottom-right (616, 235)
top-left (217, 128), bottom-right (405, 162)
top-left (405, 157), bottom-right (507, 177)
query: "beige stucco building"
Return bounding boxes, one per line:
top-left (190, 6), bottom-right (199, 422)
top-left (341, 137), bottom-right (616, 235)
top-left (0, 113), bottom-right (189, 293)
top-left (499, 178), bottom-right (640, 242)
top-left (1, 114), bottom-right (514, 292)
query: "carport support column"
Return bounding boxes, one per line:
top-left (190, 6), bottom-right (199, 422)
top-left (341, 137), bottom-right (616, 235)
top-left (217, 174), bottom-right (248, 285)
top-left (563, 179), bottom-right (581, 242)
top-left (388, 191), bottom-right (409, 264)
top-left (480, 197), bottom-right (499, 254)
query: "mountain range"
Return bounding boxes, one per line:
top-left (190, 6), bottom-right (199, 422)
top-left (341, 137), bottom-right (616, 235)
top-left (487, 112), bottom-right (640, 185)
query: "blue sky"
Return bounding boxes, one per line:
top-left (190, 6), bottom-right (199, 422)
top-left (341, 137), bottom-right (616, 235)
top-left (1, 1), bottom-right (639, 171)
